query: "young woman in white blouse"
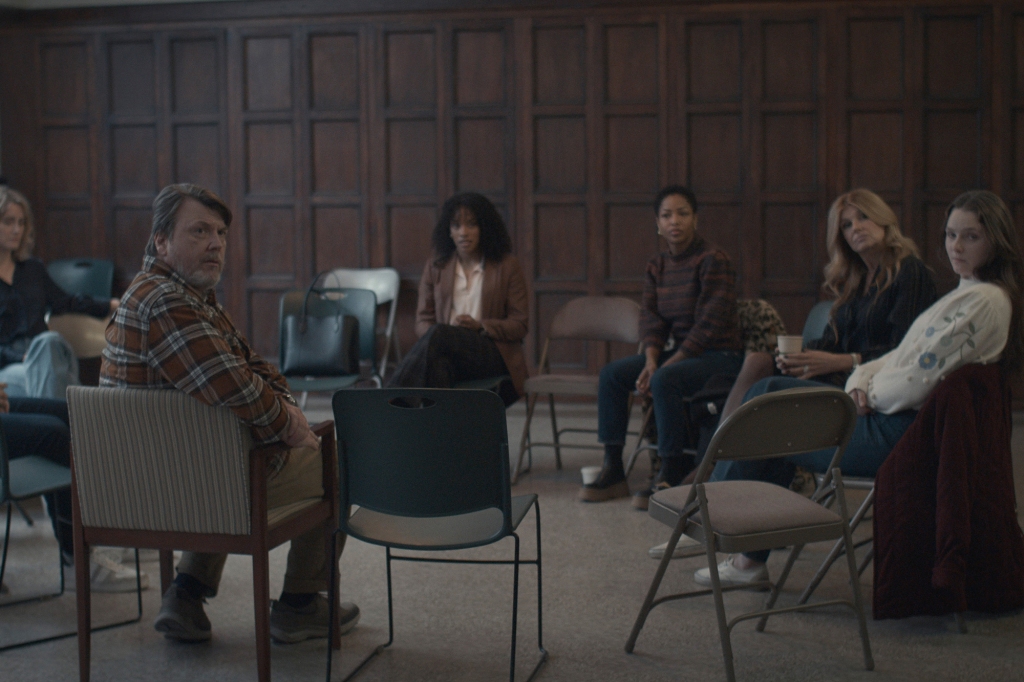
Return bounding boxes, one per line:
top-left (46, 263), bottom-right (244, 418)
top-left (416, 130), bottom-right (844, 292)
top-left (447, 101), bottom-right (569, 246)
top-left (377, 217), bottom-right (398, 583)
top-left (697, 190), bottom-right (1024, 587)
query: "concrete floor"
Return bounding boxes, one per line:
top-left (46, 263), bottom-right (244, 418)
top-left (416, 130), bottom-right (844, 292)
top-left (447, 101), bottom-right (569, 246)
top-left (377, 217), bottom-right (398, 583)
top-left (1, 398), bottom-right (1023, 681)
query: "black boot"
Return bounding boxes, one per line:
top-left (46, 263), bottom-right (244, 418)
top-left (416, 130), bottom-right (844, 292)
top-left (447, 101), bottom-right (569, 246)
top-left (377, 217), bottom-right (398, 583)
top-left (579, 445), bottom-right (629, 502)
top-left (633, 454), bottom-right (694, 510)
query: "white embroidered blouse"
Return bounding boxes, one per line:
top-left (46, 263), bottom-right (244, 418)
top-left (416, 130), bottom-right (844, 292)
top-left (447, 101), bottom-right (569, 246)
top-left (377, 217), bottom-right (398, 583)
top-left (845, 278), bottom-right (1011, 414)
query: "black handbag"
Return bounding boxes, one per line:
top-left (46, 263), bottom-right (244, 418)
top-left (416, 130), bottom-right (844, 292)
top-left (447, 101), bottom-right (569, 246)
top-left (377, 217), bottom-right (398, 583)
top-left (281, 274), bottom-right (360, 376)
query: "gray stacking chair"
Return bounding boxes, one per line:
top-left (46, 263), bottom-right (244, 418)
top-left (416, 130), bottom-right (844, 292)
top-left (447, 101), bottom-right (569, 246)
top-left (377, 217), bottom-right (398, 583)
top-left (515, 296), bottom-right (642, 483)
top-left (626, 387), bottom-right (873, 682)
top-left (323, 268), bottom-right (402, 377)
top-left (329, 388), bottom-right (546, 682)
top-left (802, 300), bottom-right (833, 344)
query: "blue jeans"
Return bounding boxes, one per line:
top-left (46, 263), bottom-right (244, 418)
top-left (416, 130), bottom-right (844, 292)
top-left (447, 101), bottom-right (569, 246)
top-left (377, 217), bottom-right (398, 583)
top-left (0, 332), bottom-right (80, 400)
top-left (598, 349), bottom-right (743, 462)
top-left (710, 375), bottom-right (917, 563)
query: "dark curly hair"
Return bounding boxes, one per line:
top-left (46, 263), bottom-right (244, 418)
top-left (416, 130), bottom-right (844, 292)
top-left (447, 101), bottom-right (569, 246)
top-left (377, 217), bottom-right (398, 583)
top-left (431, 193), bottom-right (512, 266)
top-left (653, 185), bottom-right (698, 214)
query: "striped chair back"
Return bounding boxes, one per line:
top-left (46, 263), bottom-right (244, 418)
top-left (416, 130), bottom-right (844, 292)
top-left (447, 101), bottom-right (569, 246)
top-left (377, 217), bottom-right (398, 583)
top-left (67, 386), bottom-right (253, 535)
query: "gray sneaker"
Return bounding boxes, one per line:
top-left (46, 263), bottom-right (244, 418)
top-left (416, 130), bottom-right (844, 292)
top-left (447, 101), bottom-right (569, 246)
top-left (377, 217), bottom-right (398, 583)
top-left (154, 586), bottom-right (212, 642)
top-left (270, 595), bottom-right (359, 644)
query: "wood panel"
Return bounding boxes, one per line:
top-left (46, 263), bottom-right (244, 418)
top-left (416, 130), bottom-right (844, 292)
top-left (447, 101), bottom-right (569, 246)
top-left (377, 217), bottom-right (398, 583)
top-left (1, 0), bottom-right (1019, 377)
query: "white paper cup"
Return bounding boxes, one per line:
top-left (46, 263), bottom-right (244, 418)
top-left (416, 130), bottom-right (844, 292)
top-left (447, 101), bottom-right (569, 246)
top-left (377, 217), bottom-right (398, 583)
top-left (581, 465), bottom-right (602, 485)
top-left (776, 335), bottom-right (804, 354)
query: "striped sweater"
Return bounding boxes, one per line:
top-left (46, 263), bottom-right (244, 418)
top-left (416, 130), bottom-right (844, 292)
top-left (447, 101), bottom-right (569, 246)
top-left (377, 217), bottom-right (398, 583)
top-left (641, 235), bottom-right (742, 356)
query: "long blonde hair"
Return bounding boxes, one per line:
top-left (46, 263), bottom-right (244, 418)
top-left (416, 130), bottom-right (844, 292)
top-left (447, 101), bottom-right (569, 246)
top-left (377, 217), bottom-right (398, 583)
top-left (947, 191), bottom-right (1024, 376)
top-left (823, 189), bottom-right (920, 315)
top-left (0, 187), bottom-right (36, 261)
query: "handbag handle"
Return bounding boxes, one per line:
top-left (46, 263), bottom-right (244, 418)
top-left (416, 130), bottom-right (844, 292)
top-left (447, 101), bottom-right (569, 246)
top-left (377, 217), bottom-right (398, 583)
top-left (299, 271), bottom-right (344, 334)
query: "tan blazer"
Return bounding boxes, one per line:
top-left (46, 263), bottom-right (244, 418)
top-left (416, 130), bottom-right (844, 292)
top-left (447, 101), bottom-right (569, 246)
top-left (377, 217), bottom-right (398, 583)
top-left (416, 254), bottom-right (529, 396)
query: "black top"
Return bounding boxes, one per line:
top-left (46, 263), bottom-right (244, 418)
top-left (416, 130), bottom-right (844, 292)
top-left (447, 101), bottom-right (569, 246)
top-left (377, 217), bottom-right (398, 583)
top-left (808, 256), bottom-right (937, 385)
top-left (0, 258), bottom-right (111, 367)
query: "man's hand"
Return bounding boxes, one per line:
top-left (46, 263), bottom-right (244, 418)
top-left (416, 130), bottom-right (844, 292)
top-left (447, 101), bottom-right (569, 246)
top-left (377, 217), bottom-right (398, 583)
top-left (0, 383), bottom-right (9, 414)
top-left (281, 400), bottom-right (320, 450)
top-left (848, 388), bottom-right (872, 416)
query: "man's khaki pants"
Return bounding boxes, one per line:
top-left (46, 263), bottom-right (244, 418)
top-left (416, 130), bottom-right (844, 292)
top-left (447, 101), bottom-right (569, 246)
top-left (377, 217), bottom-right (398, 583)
top-left (176, 443), bottom-right (340, 596)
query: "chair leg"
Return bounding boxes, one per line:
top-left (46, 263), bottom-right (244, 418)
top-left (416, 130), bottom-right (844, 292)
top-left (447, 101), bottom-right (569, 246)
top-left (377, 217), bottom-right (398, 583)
top-left (625, 521), bottom-right (686, 654)
top-left (0, 502), bottom-right (12, 590)
top-left (513, 394), bottom-right (539, 485)
top-left (834, 471), bottom-right (874, 671)
top-left (13, 499), bottom-right (34, 526)
top-left (756, 544), bottom-right (805, 632)
top-left (696, 487), bottom-right (736, 682)
top-left (546, 395), bottom-right (561, 471)
top-left (159, 550), bottom-right (174, 595)
top-left (76, 544), bottom-right (91, 682)
top-left (510, 533), bottom-right (520, 682)
top-left (253, 553), bottom-right (272, 682)
top-left (624, 404), bottom-right (653, 477)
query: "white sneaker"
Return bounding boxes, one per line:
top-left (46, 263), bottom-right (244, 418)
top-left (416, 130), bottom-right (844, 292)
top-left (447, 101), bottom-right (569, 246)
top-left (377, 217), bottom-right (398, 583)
top-left (694, 556), bottom-right (769, 590)
top-left (648, 535), bottom-right (701, 559)
top-left (64, 549), bottom-right (150, 593)
top-left (116, 547), bottom-right (161, 563)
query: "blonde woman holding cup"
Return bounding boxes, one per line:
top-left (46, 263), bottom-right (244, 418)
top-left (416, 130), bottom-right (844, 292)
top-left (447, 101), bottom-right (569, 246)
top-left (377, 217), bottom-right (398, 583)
top-left (717, 188), bottom-right (936, 420)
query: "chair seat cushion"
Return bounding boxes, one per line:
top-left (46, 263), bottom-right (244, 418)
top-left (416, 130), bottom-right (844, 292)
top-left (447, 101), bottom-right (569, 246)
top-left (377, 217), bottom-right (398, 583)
top-left (346, 494), bottom-right (536, 551)
top-left (650, 480), bottom-right (842, 538)
top-left (8, 456), bottom-right (72, 499)
top-left (523, 374), bottom-right (599, 396)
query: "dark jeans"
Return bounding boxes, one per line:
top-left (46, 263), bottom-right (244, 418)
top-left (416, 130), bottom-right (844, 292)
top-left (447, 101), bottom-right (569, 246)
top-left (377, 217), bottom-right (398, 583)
top-left (4, 397), bottom-right (73, 556)
top-left (710, 375), bottom-right (917, 563)
top-left (385, 324), bottom-right (518, 406)
top-left (598, 349), bottom-right (744, 461)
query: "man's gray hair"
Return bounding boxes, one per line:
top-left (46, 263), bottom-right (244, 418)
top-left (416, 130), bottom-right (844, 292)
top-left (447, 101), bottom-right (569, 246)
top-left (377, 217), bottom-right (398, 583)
top-left (146, 184), bottom-right (232, 257)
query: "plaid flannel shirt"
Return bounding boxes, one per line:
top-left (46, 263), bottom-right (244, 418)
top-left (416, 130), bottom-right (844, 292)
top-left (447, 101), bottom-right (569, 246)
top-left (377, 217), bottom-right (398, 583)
top-left (101, 257), bottom-right (293, 459)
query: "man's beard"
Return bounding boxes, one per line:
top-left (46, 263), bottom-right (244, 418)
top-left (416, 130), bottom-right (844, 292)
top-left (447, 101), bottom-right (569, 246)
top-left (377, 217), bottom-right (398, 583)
top-left (183, 265), bottom-right (222, 292)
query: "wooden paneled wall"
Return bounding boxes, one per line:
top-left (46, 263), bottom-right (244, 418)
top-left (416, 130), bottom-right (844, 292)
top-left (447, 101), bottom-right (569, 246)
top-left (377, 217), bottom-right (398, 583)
top-left (2, 0), bottom-right (1023, 373)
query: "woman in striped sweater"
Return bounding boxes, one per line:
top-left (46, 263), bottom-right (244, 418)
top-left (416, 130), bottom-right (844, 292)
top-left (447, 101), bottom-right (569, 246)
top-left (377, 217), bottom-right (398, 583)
top-left (581, 186), bottom-right (744, 503)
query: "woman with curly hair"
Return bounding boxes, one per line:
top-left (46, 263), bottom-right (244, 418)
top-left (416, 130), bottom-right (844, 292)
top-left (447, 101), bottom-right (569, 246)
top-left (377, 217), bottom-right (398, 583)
top-left (385, 192), bottom-right (528, 406)
top-left (697, 189), bottom-right (1022, 588)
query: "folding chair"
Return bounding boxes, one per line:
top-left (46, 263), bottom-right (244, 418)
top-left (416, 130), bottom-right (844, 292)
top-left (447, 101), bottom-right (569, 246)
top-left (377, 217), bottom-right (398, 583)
top-left (514, 296), bottom-right (642, 483)
top-left (626, 387), bottom-right (873, 682)
top-left (323, 268), bottom-right (402, 377)
top-left (329, 388), bottom-right (546, 682)
top-left (67, 386), bottom-right (339, 682)
top-left (279, 287), bottom-right (380, 409)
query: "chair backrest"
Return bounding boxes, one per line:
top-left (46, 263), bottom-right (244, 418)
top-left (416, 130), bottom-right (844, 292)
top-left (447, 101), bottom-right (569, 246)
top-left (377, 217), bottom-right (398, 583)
top-left (548, 296), bottom-right (642, 343)
top-left (694, 387), bottom-right (857, 487)
top-left (322, 268), bottom-right (400, 306)
top-left (0, 419), bottom-right (9, 505)
top-left (278, 287), bottom-right (378, 371)
top-left (736, 298), bottom-right (787, 354)
top-left (47, 258), bottom-right (115, 299)
top-left (332, 388), bottom-right (511, 534)
top-left (802, 300), bottom-right (833, 344)
top-left (66, 386), bottom-right (253, 535)
top-left (47, 313), bottom-right (109, 358)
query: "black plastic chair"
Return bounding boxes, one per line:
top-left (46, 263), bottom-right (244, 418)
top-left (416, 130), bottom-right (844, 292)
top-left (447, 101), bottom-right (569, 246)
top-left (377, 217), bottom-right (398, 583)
top-left (328, 388), bottom-right (546, 682)
top-left (0, 417), bottom-right (141, 652)
top-left (279, 287), bottom-right (380, 408)
top-left (46, 258), bottom-right (114, 299)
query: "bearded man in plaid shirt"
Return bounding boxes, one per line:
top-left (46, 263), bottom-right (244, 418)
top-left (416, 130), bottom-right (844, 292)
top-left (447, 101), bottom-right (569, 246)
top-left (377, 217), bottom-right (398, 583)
top-left (101, 183), bottom-right (360, 644)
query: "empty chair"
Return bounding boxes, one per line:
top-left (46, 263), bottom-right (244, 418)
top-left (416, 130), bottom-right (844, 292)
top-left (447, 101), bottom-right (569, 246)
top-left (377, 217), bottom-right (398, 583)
top-left (323, 268), bottom-right (402, 377)
top-left (514, 296), bottom-right (642, 483)
top-left (626, 387), bottom-right (872, 682)
top-left (46, 259), bottom-right (114, 300)
top-left (329, 388), bottom-right (545, 682)
top-left (67, 386), bottom-right (339, 682)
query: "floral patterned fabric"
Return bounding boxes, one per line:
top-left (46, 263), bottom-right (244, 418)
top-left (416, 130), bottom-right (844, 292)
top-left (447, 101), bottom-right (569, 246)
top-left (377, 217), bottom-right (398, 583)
top-left (845, 278), bottom-right (1011, 415)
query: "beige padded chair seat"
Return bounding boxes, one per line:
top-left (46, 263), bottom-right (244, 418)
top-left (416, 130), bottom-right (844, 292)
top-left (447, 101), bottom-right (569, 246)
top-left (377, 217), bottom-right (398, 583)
top-left (521, 374), bottom-right (599, 396)
top-left (650, 481), bottom-right (844, 553)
